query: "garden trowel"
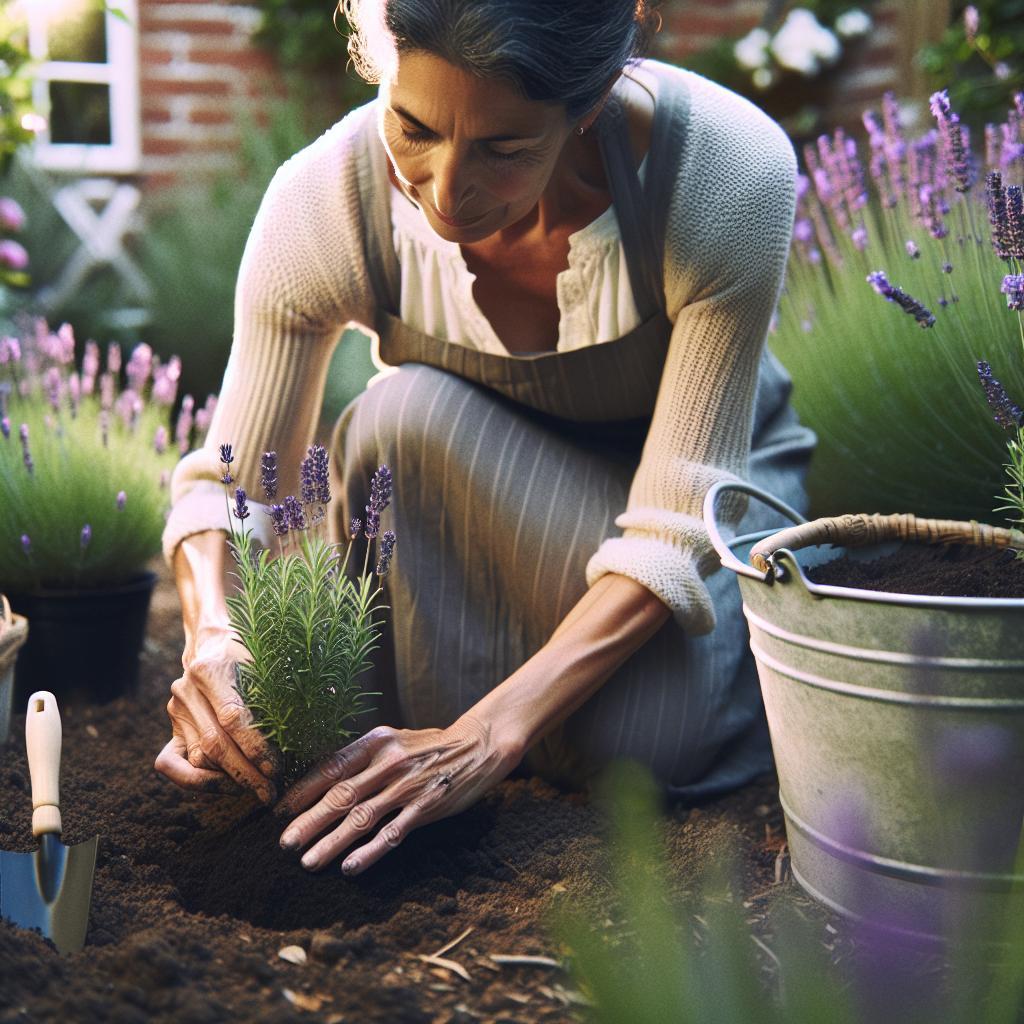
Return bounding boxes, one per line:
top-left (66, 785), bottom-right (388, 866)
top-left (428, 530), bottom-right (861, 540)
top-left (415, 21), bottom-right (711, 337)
top-left (0, 691), bottom-right (97, 953)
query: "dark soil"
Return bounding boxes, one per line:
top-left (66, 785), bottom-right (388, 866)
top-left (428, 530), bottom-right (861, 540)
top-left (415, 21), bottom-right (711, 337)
top-left (806, 543), bottom-right (1024, 598)
top-left (0, 563), bottom-right (837, 1023)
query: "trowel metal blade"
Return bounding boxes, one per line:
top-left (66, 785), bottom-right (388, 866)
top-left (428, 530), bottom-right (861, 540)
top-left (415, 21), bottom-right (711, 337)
top-left (0, 832), bottom-right (98, 954)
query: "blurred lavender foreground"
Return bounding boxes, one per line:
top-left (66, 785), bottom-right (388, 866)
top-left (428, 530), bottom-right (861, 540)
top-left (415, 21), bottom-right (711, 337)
top-left (769, 88), bottom-right (1024, 522)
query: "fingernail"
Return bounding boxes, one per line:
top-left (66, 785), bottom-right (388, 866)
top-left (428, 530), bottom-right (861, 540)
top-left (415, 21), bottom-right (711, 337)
top-left (301, 853), bottom-right (320, 871)
top-left (259, 759), bottom-right (275, 777)
top-left (341, 860), bottom-right (358, 876)
top-left (280, 829), bottom-right (299, 850)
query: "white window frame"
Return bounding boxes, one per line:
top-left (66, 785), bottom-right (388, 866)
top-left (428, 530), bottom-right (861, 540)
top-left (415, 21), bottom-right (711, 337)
top-left (23, 0), bottom-right (140, 174)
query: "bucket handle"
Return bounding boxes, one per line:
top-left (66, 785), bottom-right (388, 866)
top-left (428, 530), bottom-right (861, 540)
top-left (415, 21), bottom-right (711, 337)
top-left (703, 481), bottom-right (808, 581)
top-left (748, 513), bottom-right (1024, 574)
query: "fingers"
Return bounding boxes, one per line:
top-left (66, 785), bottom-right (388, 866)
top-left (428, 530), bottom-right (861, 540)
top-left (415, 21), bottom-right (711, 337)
top-left (210, 692), bottom-right (277, 777)
top-left (154, 735), bottom-right (237, 793)
top-left (170, 677), bottom-right (276, 804)
top-left (337, 804), bottom-right (425, 876)
top-left (274, 727), bottom-right (391, 819)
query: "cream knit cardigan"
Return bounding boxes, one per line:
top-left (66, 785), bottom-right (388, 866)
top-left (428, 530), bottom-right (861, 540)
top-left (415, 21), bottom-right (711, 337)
top-left (163, 62), bottom-right (797, 636)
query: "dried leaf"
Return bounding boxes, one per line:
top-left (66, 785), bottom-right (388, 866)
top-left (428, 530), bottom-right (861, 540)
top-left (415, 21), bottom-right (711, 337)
top-left (278, 945), bottom-right (308, 965)
top-left (282, 988), bottom-right (327, 1011)
top-left (489, 954), bottom-right (563, 969)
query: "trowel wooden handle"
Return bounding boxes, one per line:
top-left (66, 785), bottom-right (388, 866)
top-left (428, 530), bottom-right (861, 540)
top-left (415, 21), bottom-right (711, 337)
top-left (25, 691), bottom-right (62, 838)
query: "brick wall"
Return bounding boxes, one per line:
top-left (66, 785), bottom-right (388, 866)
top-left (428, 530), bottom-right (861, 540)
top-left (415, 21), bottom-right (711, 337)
top-left (138, 0), bottom-right (282, 189)
top-left (134, 0), bottom-right (925, 190)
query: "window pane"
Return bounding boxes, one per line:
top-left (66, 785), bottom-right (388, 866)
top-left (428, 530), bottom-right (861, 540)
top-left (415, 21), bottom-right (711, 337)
top-left (47, 3), bottom-right (107, 63)
top-left (48, 82), bottom-right (112, 145)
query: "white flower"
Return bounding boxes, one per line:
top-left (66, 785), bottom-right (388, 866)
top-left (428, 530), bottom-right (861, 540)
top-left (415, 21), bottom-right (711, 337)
top-left (835, 8), bottom-right (872, 38)
top-left (734, 27), bottom-right (771, 71)
top-left (770, 8), bottom-right (841, 76)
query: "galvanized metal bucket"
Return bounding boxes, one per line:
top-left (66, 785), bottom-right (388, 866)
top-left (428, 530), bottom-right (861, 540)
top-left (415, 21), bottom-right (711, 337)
top-left (703, 481), bottom-right (1024, 944)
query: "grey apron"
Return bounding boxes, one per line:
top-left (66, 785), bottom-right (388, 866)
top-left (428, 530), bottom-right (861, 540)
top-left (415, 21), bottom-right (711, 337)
top-left (332, 80), bottom-right (815, 797)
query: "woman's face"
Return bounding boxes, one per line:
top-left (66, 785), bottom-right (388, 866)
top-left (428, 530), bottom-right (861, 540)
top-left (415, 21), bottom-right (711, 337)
top-left (379, 50), bottom-right (576, 243)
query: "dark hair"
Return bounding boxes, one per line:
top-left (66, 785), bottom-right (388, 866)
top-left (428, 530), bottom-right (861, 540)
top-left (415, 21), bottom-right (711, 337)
top-left (342, 0), bottom-right (660, 121)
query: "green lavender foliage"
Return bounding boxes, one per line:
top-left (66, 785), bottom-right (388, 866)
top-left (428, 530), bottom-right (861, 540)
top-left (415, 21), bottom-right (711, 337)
top-left (226, 524), bottom-right (381, 782)
top-left (554, 761), bottom-right (1024, 1024)
top-left (770, 105), bottom-right (1024, 522)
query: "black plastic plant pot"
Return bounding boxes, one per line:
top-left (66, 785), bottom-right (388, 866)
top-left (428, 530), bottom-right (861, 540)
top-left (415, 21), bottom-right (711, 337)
top-left (8, 572), bottom-right (157, 708)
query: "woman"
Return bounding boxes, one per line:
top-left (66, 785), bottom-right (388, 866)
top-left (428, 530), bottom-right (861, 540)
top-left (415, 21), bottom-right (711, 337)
top-left (155, 0), bottom-right (814, 877)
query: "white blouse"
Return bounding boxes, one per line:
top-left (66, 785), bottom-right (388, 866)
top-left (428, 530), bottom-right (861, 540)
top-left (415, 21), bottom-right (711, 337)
top-left (388, 155), bottom-right (649, 354)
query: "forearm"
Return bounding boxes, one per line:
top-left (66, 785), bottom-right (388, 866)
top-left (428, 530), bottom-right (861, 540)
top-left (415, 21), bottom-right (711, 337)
top-left (471, 573), bottom-right (672, 758)
top-left (173, 530), bottom-right (232, 659)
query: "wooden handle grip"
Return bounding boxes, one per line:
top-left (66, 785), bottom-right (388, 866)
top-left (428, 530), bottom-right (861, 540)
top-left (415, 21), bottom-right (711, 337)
top-left (25, 691), bottom-right (62, 838)
top-left (749, 514), bottom-right (1024, 574)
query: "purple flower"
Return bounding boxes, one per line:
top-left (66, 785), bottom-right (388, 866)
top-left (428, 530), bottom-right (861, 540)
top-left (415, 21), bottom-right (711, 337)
top-left (80, 524), bottom-right (91, 549)
top-left (0, 197), bottom-right (26, 232)
top-left (232, 487), bottom-right (250, 521)
top-left (1, 417), bottom-right (9, 440)
top-left (268, 503), bottom-right (288, 537)
top-left (151, 357), bottom-right (180, 407)
top-left (942, 262), bottom-right (953, 274)
top-left (20, 534), bottom-right (30, 556)
top-left (299, 452), bottom-right (316, 505)
top-left (0, 336), bottom-right (20, 365)
top-left (866, 270), bottom-right (936, 328)
top-left (964, 5), bottom-right (979, 44)
top-left (19, 422), bottom-right (33, 474)
top-left (1006, 185), bottom-right (1024, 260)
top-left (154, 425), bottom-right (168, 455)
top-left (0, 239), bottom-right (28, 271)
top-left (986, 171), bottom-right (1011, 260)
top-left (106, 342), bottom-right (121, 376)
top-left (793, 218), bottom-right (813, 243)
top-left (363, 464), bottom-right (393, 539)
top-left (116, 490), bottom-right (126, 511)
top-left (978, 361), bottom-right (1024, 432)
top-left (364, 509), bottom-right (381, 539)
top-left (309, 443), bottom-right (330, 505)
top-left (219, 443), bottom-right (233, 465)
top-left (905, 240), bottom-right (920, 259)
top-left (375, 530), bottom-right (397, 576)
top-left (349, 517), bottom-right (362, 540)
top-left (260, 451), bottom-right (278, 501)
top-left (174, 395), bottom-right (194, 455)
top-left (1002, 274), bottom-right (1024, 312)
top-left (851, 225), bottom-right (868, 251)
top-left (283, 495), bottom-right (307, 532)
top-left (125, 343), bottom-right (153, 393)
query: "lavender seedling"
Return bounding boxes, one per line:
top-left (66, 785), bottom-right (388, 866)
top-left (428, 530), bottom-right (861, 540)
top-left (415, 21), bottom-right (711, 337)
top-left (222, 446), bottom-right (395, 783)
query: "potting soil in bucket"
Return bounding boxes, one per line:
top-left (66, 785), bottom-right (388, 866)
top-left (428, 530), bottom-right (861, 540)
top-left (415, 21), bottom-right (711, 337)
top-left (704, 483), bottom-right (1024, 945)
top-left (8, 573), bottom-right (156, 708)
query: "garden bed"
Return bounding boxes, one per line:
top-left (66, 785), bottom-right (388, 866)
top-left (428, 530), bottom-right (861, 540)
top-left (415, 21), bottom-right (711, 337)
top-left (0, 560), bottom-right (821, 1023)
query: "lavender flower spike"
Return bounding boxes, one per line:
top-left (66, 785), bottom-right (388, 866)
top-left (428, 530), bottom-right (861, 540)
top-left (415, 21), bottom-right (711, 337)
top-left (310, 443), bottom-right (330, 505)
top-left (80, 524), bottom-right (92, 549)
top-left (1, 416), bottom-right (9, 440)
top-left (929, 89), bottom-right (972, 193)
top-left (116, 490), bottom-right (126, 511)
top-left (233, 487), bottom-right (250, 521)
top-left (219, 442), bottom-right (234, 485)
top-left (369, 464), bottom-right (392, 513)
top-left (299, 452), bottom-right (316, 505)
top-left (376, 530), bottom-right (397, 576)
top-left (1006, 186), bottom-right (1024, 261)
top-left (268, 503), bottom-right (289, 537)
top-left (19, 423), bottom-right (33, 474)
top-left (349, 517), bottom-right (362, 540)
top-left (260, 451), bottom-right (278, 501)
top-left (1002, 274), bottom-right (1024, 312)
top-left (866, 271), bottom-right (936, 328)
top-left (978, 361), bottom-right (1024, 431)
top-left (986, 172), bottom-right (1010, 260)
top-left (283, 495), bottom-right (307, 532)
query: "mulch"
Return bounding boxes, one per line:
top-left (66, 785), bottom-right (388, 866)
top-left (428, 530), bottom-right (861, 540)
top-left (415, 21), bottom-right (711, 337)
top-left (0, 560), bottom-right (832, 1024)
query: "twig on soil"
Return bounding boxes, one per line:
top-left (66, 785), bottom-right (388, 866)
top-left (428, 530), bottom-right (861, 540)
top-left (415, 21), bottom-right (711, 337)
top-left (774, 842), bottom-right (789, 884)
top-left (416, 953), bottom-right (471, 982)
top-left (750, 933), bottom-right (782, 973)
top-left (432, 926), bottom-right (474, 959)
top-left (489, 954), bottom-right (564, 969)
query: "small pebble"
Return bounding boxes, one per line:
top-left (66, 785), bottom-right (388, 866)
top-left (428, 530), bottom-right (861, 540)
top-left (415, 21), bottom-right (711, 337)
top-left (278, 945), bottom-right (307, 965)
top-left (85, 724), bottom-right (99, 739)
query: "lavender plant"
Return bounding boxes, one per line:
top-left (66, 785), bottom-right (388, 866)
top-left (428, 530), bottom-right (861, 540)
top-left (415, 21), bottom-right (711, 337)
top-left (0, 319), bottom-right (211, 591)
top-left (769, 86), bottom-right (1024, 522)
top-left (221, 445), bottom-right (393, 781)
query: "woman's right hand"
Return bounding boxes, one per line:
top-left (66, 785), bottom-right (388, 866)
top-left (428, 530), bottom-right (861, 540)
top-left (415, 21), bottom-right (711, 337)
top-left (155, 625), bottom-right (277, 803)
top-left (154, 529), bottom-right (277, 804)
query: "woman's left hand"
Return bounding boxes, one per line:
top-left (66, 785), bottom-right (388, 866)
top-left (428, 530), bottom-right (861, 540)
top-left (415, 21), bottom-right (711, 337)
top-left (274, 716), bottom-right (523, 875)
